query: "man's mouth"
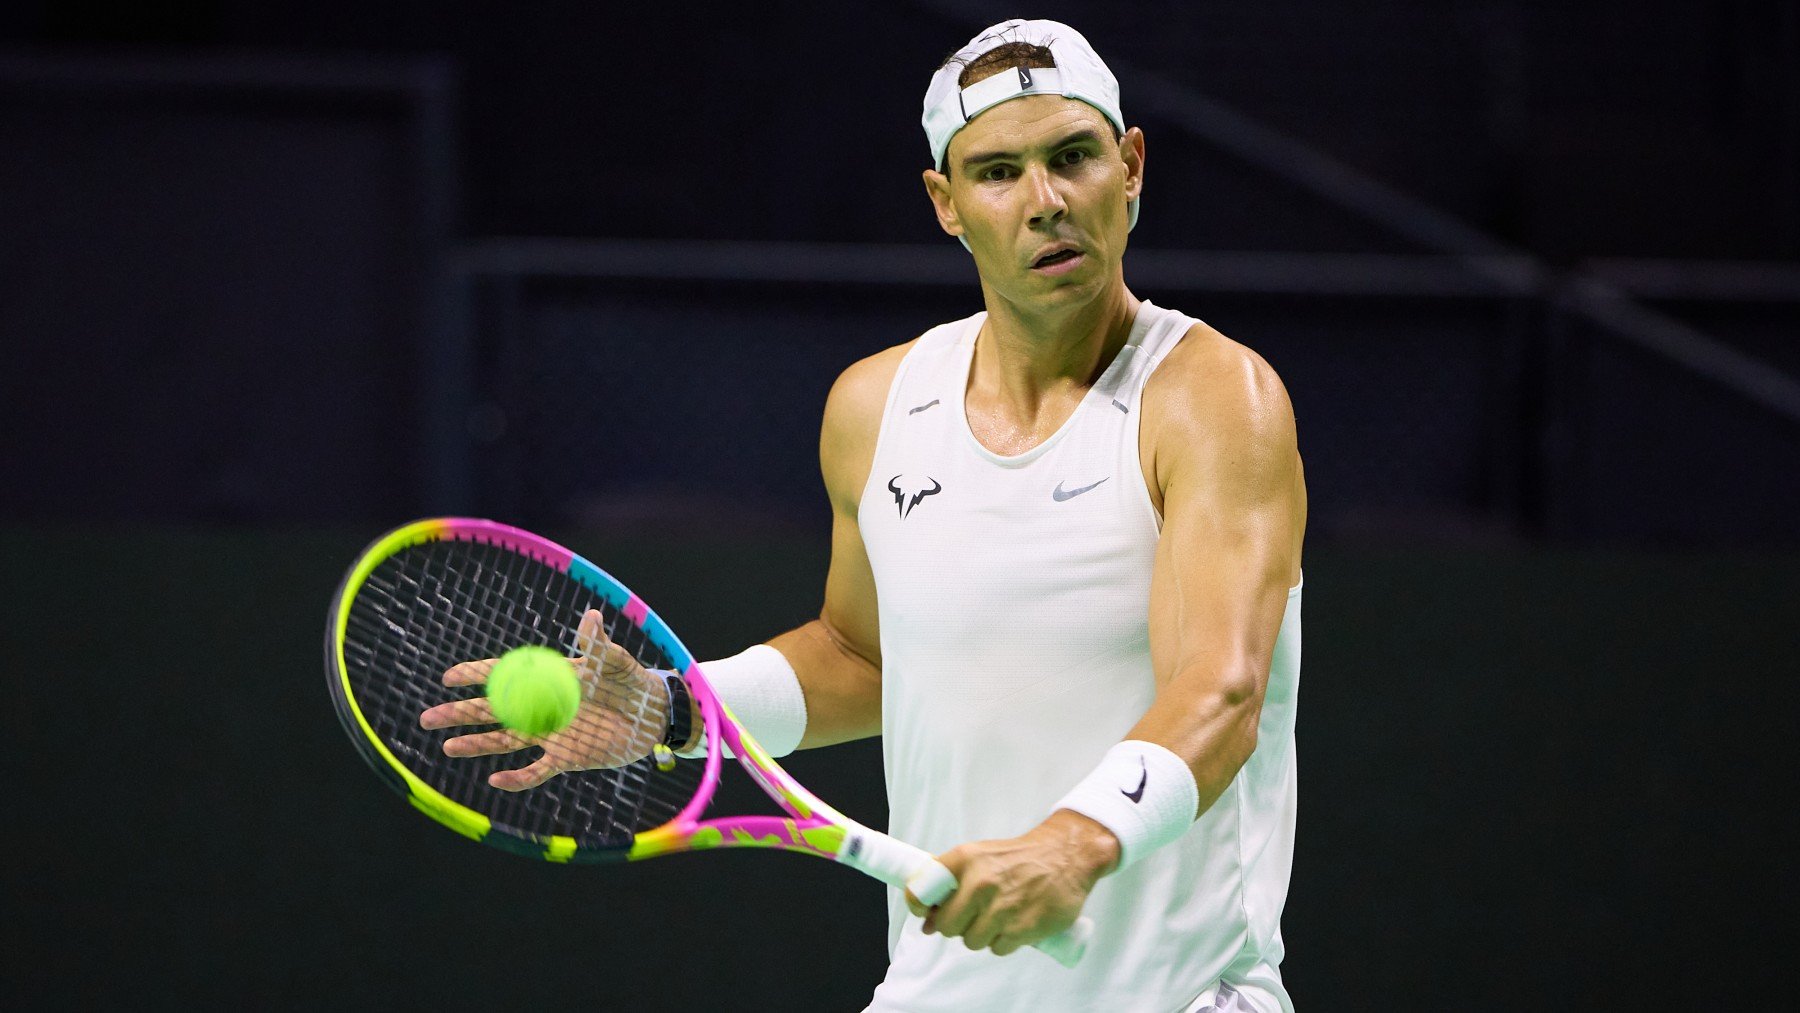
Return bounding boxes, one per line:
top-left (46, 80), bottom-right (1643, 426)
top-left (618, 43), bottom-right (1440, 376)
top-left (1031, 248), bottom-right (1085, 274)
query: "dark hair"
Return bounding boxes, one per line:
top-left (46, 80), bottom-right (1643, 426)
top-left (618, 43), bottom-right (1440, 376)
top-left (945, 40), bottom-right (1057, 89)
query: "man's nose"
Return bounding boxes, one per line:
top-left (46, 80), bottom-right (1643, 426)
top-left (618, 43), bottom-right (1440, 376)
top-left (1023, 164), bottom-right (1068, 227)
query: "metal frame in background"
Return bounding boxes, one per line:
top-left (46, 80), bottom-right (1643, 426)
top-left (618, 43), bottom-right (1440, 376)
top-left (0, 51), bottom-right (462, 518)
top-left (901, 0), bottom-right (1800, 541)
top-left (452, 240), bottom-right (1544, 537)
top-left (451, 237), bottom-right (1800, 541)
top-left (899, 0), bottom-right (1797, 386)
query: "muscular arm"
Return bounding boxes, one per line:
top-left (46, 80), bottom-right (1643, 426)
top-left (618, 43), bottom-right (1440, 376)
top-left (1130, 326), bottom-right (1307, 812)
top-left (726, 343), bottom-right (910, 749)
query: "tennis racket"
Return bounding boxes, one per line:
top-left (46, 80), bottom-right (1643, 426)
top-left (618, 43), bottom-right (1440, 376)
top-left (325, 517), bottom-right (1092, 967)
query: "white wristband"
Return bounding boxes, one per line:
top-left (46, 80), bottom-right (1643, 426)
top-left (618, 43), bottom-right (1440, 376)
top-left (674, 644), bottom-right (807, 760)
top-left (1051, 740), bottom-right (1199, 872)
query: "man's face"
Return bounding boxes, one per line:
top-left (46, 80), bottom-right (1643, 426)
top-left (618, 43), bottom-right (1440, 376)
top-left (925, 95), bottom-right (1143, 309)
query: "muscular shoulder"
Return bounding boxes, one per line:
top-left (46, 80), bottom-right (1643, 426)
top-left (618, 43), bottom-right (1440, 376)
top-left (821, 339), bottom-right (917, 514)
top-left (1141, 321), bottom-right (1298, 498)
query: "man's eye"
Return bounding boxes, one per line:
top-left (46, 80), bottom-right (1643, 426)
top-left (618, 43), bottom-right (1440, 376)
top-left (1061, 149), bottom-right (1088, 165)
top-left (983, 166), bottom-right (1012, 182)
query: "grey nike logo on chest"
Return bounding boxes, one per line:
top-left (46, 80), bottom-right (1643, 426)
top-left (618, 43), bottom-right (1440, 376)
top-left (1052, 477), bottom-right (1109, 501)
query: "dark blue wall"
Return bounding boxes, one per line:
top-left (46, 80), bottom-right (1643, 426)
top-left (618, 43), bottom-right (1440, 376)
top-left (3, 5), bottom-right (1797, 1008)
top-left (7, 530), bottom-right (1796, 1008)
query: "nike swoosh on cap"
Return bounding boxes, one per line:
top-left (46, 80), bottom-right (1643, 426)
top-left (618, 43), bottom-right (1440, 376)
top-left (1052, 477), bottom-right (1109, 502)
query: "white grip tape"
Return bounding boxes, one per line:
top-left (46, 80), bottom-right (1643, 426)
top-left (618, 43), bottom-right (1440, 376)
top-left (904, 858), bottom-right (957, 907)
top-left (838, 828), bottom-right (935, 891)
top-left (839, 830), bottom-right (1093, 968)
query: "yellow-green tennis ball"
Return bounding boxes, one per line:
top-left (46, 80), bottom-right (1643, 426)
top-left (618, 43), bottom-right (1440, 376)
top-left (486, 645), bottom-right (580, 738)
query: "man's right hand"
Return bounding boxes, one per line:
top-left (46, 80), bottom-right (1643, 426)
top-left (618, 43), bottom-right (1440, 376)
top-left (419, 608), bottom-right (669, 791)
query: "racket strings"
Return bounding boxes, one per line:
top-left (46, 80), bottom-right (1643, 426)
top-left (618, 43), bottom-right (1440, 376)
top-left (342, 537), bottom-right (703, 851)
top-left (481, 539), bottom-right (685, 838)
top-left (540, 553), bottom-right (653, 835)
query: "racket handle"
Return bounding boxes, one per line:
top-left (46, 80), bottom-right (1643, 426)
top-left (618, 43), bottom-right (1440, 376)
top-left (841, 831), bottom-right (1092, 968)
top-left (1031, 913), bottom-right (1094, 969)
top-left (904, 858), bottom-right (1093, 969)
top-left (904, 858), bottom-right (958, 906)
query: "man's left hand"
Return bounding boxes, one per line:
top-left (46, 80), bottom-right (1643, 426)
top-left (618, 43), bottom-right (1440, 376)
top-left (905, 809), bottom-right (1121, 957)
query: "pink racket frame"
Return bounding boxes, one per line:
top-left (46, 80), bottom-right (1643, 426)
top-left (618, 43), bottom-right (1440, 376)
top-left (334, 518), bottom-right (1090, 967)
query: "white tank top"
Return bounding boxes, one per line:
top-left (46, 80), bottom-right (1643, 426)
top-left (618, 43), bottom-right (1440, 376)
top-left (858, 301), bottom-right (1302, 1013)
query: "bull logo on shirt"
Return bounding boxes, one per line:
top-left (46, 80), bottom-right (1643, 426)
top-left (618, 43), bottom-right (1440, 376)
top-left (887, 475), bottom-right (943, 519)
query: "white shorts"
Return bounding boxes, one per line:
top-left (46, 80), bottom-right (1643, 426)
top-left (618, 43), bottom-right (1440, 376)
top-left (1184, 981), bottom-right (1288, 1013)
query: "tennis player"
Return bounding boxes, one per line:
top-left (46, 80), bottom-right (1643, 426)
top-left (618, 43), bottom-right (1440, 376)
top-left (443, 17), bottom-right (1305, 1012)
top-left (687, 20), bottom-right (1305, 1011)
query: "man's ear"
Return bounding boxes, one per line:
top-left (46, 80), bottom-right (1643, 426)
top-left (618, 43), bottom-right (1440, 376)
top-left (1119, 127), bottom-right (1145, 203)
top-left (922, 169), bottom-right (965, 239)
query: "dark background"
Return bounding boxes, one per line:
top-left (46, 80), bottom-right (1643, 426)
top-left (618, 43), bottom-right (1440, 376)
top-left (3, 1), bottom-right (1796, 1008)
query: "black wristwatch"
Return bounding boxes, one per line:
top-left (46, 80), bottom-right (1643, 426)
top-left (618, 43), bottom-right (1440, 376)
top-left (661, 671), bottom-right (693, 749)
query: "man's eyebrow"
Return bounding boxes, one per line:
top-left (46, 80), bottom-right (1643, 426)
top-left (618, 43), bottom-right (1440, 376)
top-left (960, 129), bottom-right (1105, 170)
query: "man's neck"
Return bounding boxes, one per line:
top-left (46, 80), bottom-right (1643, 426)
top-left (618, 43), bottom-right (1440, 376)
top-left (972, 277), bottom-right (1141, 414)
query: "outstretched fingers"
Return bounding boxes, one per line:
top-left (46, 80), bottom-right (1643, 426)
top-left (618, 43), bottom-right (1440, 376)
top-left (573, 609), bottom-right (610, 664)
top-left (420, 611), bottom-right (650, 790)
top-left (420, 696), bottom-right (498, 730)
top-left (489, 754), bottom-right (563, 792)
top-left (574, 607), bottom-right (645, 687)
top-left (442, 728), bottom-right (530, 758)
top-left (443, 657), bottom-right (496, 688)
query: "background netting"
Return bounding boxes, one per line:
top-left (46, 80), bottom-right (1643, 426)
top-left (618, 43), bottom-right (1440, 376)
top-left (338, 535), bottom-right (703, 856)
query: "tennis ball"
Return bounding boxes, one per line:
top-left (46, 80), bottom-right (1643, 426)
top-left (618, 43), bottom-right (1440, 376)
top-left (486, 645), bottom-right (581, 738)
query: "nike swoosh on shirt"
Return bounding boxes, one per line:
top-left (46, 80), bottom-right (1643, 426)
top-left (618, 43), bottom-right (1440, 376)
top-left (1051, 477), bottom-right (1109, 502)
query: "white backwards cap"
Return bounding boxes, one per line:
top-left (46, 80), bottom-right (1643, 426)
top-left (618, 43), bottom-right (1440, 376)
top-left (922, 18), bottom-right (1138, 248)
